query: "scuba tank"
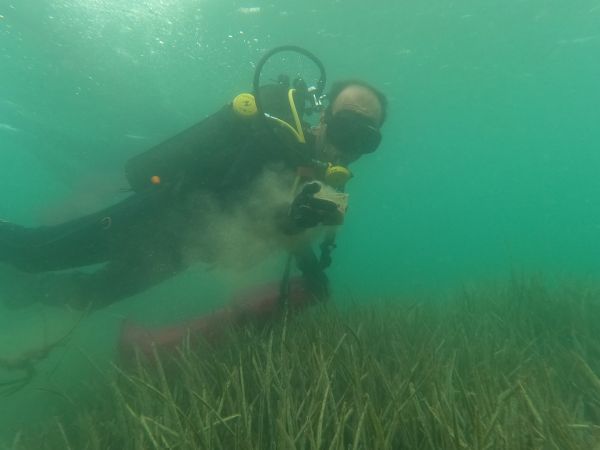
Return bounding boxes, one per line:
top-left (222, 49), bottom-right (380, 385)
top-left (124, 106), bottom-right (246, 192)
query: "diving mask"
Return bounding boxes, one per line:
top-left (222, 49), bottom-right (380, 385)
top-left (325, 109), bottom-right (382, 155)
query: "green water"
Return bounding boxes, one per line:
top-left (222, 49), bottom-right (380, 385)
top-left (1, 0), bottom-right (600, 442)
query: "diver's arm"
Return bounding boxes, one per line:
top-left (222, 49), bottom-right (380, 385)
top-left (293, 244), bottom-right (329, 302)
top-left (278, 181), bottom-right (344, 235)
top-left (272, 203), bottom-right (304, 235)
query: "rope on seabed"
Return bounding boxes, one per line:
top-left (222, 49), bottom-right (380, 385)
top-left (0, 309), bottom-right (87, 397)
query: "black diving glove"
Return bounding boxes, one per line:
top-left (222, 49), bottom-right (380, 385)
top-left (289, 182), bottom-right (344, 230)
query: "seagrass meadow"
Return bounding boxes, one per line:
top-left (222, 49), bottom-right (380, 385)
top-left (7, 277), bottom-right (600, 450)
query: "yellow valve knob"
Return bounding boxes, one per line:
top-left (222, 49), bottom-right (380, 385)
top-left (325, 165), bottom-right (352, 188)
top-left (232, 93), bottom-right (258, 117)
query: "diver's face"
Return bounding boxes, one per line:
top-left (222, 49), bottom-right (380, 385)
top-left (316, 85), bottom-right (383, 166)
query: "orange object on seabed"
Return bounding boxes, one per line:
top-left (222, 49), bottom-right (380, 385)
top-left (118, 277), bottom-right (316, 361)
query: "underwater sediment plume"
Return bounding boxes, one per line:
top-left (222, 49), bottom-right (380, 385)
top-left (7, 277), bottom-right (600, 449)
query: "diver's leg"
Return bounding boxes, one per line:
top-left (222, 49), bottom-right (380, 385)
top-left (34, 230), bottom-right (186, 310)
top-left (0, 191), bottom-right (166, 273)
top-left (0, 219), bottom-right (112, 272)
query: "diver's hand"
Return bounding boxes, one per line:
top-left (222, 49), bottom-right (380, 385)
top-left (290, 182), bottom-right (343, 229)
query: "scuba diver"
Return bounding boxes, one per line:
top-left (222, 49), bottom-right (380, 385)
top-left (0, 47), bottom-right (387, 340)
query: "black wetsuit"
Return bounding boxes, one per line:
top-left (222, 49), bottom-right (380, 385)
top-left (0, 92), bottom-right (329, 309)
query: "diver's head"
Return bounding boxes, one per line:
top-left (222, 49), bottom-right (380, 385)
top-left (314, 80), bottom-right (387, 165)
